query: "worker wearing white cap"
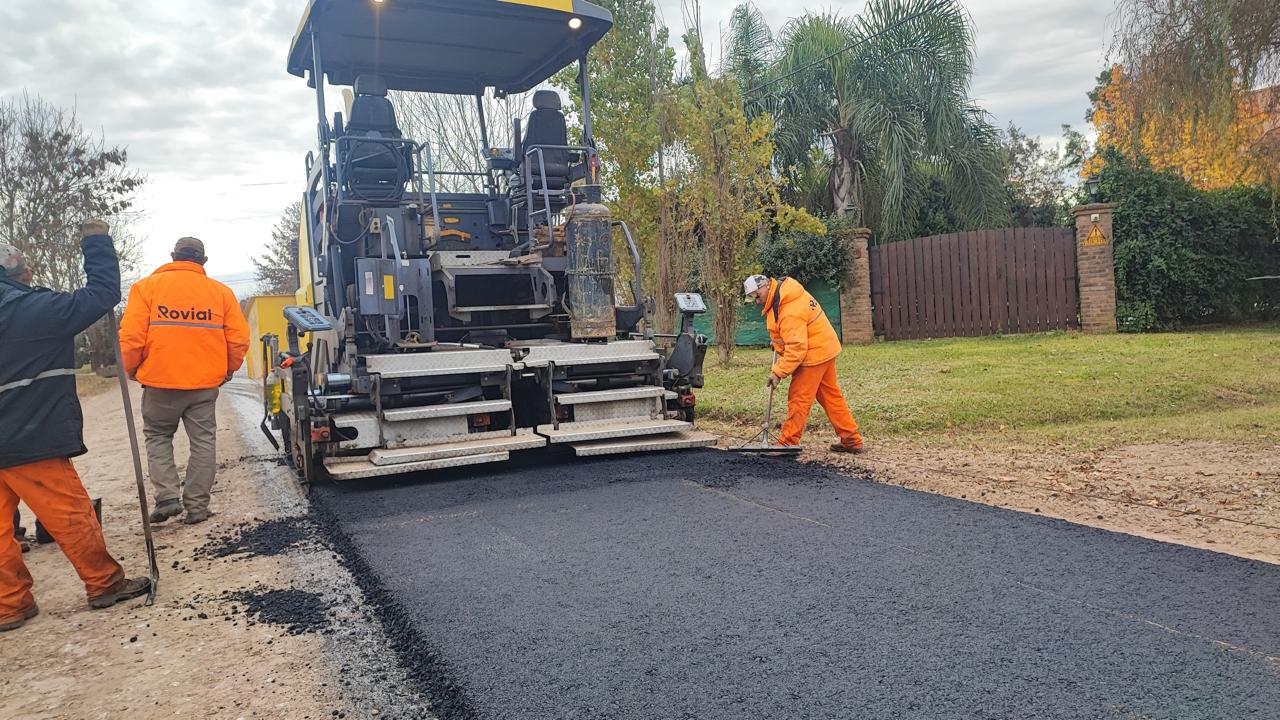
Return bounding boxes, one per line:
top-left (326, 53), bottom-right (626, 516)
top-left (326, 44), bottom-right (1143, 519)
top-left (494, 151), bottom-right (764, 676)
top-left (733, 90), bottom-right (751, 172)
top-left (743, 274), bottom-right (864, 453)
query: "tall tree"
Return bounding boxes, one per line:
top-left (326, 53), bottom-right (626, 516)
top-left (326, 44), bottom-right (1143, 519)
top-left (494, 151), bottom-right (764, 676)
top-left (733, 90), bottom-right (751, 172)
top-left (556, 0), bottom-right (678, 316)
top-left (1000, 123), bottom-right (1083, 227)
top-left (0, 92), bottom-right (145, 291)
top-left (392, 91), bottom-right (533, 193)
top-left (723, 2), bottom-right (776, 110)
top-left (253, 201), bottom-right (301, 295)
top-left (1085, 64), bottom-right (1278, 189)
top-left (679, 19), bottom-right (779, 364)
top-left (764, 0), bottom-right (1007, 240)
top-left (1110, 0), bottom-right (1280, 132)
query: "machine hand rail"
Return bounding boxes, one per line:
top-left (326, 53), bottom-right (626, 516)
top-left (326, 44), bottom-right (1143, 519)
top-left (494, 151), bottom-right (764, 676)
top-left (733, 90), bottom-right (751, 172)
top-left (523, 143), bottom-right (590, 231)
top-left (612, 220), bottom-right (646, 312)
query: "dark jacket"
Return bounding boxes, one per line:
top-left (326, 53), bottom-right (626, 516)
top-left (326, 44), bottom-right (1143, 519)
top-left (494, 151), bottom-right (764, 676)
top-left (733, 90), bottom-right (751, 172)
top-left (0, 235), bottom-right (120, 469)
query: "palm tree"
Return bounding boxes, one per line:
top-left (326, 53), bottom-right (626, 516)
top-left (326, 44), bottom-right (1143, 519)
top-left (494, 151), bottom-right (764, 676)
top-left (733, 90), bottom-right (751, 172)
top-left (753, 0), bottom-right (1007, 240)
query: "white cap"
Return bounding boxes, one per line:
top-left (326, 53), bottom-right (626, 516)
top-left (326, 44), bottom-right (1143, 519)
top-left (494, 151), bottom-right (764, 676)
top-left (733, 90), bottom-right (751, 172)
top-left (742, 274), bottom-right (769, 298)
top-left (0, 243), bottom-right (25, 279)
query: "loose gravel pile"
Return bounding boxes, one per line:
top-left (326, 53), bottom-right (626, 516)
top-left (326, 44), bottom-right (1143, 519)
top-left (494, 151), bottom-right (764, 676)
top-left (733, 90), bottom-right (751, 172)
top-left (224, 585), bottom-right (331, 636)
top-left (195, 516), bottom-right (317, 560)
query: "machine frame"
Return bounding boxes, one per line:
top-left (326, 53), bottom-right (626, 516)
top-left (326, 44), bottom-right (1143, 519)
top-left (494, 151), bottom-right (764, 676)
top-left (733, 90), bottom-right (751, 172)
top-left (261, 0), bottom-right (712, 483)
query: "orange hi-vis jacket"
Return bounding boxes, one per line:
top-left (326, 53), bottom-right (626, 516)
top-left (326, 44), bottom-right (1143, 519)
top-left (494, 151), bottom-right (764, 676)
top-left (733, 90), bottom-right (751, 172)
top-left (119, 262), bottom-right (250, 390)
top-left (763, 277), bottom-right (842, 379)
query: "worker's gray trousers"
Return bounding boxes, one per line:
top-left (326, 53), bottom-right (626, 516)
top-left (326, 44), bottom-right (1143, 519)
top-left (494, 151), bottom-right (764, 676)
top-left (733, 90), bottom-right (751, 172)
top-left (142, 387), bottom-right (219, 513)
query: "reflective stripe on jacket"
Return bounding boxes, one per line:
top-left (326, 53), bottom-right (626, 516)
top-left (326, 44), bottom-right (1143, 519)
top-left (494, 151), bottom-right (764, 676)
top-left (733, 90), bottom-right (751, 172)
top-left (763, 277), bottom-right (842, 379)
top-left (0, 235), bottom-right (121, 469)
top-left (119, 262), bottom-right (250, 390)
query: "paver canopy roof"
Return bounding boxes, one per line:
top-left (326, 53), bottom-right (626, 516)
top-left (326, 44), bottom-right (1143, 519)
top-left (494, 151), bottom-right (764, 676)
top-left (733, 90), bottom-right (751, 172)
top-left (287, 0), bottom-right (613, 94)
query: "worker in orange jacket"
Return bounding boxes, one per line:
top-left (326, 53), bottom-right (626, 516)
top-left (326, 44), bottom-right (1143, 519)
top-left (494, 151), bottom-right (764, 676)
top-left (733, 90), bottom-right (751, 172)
top-left (744, 274), bottom-right (865, 453)
top-left (119, 238), bottom-right (250, 525)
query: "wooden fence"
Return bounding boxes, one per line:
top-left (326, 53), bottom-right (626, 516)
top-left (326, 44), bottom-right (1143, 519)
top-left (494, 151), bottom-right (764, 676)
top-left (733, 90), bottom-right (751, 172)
top-left (869, 228), bottom-right (1078, 341)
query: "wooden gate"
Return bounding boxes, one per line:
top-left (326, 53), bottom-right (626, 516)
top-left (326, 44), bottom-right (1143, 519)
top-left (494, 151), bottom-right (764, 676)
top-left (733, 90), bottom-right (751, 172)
top-left (869, 228), bottom-right (1078, 340)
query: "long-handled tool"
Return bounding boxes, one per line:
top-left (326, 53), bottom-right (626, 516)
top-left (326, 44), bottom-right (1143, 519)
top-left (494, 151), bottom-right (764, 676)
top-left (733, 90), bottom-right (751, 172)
top-left (107, 312), bottom-right (159, 606)
top-left (726, 352), bottom-right (802, 455)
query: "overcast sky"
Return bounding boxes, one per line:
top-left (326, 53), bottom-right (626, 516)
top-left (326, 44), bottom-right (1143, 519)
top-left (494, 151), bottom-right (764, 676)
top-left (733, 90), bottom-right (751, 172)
top-left (0, 0), bottom-right (1114, 279)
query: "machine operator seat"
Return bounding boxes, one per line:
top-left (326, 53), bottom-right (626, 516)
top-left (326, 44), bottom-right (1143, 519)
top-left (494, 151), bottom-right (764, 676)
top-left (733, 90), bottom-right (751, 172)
top-left (521, 90), bottom-right (571, 192)
top-left (342, 74), bottom-right (412, 204)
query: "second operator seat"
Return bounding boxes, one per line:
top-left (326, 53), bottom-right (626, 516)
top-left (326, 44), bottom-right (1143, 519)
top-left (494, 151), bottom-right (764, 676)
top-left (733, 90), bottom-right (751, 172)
top-left (521, 90), bottom-right (572, 197)
top-left (342, 74), bottom-right (412, 204)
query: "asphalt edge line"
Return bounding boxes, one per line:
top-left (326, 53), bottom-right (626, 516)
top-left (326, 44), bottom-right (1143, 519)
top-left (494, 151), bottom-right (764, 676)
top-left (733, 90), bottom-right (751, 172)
top-left (308, 493), bottom-right (483, 720)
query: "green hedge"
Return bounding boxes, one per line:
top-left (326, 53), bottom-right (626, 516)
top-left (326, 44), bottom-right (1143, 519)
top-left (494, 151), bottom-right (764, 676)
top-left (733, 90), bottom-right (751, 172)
top-left (693, 279), bottom-right (843, 346)
top-left (1097, 150), bottom-right (1280, 331)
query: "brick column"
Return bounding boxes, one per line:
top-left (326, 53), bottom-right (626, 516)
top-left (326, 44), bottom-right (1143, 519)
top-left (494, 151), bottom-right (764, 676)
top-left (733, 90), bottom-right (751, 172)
top-left (836, 227), bottom-right (874, 344)
top-left (1072, 203), bottom-right (1118, 333)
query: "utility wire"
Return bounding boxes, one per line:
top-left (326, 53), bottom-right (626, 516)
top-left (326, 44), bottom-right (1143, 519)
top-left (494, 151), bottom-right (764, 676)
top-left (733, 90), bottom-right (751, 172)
top-left (742, 0), bottom-right (951, 98)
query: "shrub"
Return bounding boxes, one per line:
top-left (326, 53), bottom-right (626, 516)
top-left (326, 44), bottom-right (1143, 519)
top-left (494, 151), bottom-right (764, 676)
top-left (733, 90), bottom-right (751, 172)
top-left (1097, 149), bottom-right (1280, 331)
top-left (758, 228), bottom-right (851, 287)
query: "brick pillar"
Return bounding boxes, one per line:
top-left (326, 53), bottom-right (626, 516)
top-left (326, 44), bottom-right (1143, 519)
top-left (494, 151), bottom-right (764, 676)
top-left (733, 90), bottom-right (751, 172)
top-left (1072, 203), bottom-right (1118, 333)
top-left (837, 227), bottom-right (874, 344)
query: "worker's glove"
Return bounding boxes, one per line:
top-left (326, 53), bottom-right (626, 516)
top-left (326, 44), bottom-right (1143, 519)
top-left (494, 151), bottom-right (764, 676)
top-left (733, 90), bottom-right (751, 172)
top-left (79, 219), bottom-right (110, 238)
top-left (766, 374), bottom-right (781, 390)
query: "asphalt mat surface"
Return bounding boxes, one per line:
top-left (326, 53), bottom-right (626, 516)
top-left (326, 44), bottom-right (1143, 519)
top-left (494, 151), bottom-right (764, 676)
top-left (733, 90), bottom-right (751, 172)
top-left (312, 449), bottom-right (1280, 719)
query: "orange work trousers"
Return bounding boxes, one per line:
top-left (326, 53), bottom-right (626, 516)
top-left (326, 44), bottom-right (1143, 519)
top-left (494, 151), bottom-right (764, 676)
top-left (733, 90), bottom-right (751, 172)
top-left (0, 458), bottom-right (124, 621)
top-left (778, 359), bottom-right (863, 448)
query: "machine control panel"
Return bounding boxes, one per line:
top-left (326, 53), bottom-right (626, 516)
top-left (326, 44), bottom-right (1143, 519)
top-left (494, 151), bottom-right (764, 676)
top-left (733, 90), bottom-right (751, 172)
top-left (674, 293), bottom-right (707, 314)
top-left (284, 305), bottom-right (333, 333)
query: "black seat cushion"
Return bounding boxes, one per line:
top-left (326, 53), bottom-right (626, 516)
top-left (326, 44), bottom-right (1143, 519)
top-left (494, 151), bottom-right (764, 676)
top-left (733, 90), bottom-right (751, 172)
top-left (522, 90), bottom-right (570, 178)
top-left (348, 74), bottom-right (401, 137)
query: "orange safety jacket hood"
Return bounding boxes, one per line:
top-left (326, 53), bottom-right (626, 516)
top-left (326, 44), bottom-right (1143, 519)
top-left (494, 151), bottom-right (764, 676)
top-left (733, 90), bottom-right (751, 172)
top-left (762, 277), bottom-right (842, 379)
top-left (118, 262), bottom-right (250, 390)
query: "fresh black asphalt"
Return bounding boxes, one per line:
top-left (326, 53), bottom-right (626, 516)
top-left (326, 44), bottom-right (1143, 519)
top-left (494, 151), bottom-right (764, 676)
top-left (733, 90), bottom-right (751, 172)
top-left (311, 449), bottom-right (1280, 719)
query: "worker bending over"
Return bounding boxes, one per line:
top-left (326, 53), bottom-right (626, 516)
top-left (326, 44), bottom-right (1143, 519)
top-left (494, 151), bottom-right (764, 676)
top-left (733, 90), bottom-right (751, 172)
top-left (0, 222), bottom-right (151, 632)
top-left (119, 238), bottom-right (249, 526)
top-left (743, 274), bottom-right (865, 453)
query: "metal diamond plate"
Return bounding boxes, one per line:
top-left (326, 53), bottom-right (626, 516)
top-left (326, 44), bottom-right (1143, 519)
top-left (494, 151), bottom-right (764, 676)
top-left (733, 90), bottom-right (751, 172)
top-left (536, 419), bottom-right (692, 444)
top-left (384, 399), bottom-right (511, 422)
top-left (369, 431), bottom-right (546, 465)
top-left (554, 387), bottom-right (665, 405)
top-left (520, 340), bottom-right (659, 368)
top-left (325, 451), bottom-right (508, 480)
top-left (571, 398), bottom-right (658, 423)
top-left (332, 411), bottom-right (470, 450)
top-left (365, 349), bottom-right (513, 378)
top-left (570, 431), bottom-right (719, 457)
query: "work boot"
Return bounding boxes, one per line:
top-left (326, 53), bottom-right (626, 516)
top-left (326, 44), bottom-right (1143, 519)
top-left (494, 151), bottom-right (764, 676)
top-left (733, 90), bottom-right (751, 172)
top-left (149, 499), bottom-right (182, 524)
top-left (89, 577), bottom-right (151, 609)
top-left (182, 509), bottom-right (213, 525)
top-left (829, 442), bottom-right (866, 455)
top-left (0, 604), bottom-right (39, 632)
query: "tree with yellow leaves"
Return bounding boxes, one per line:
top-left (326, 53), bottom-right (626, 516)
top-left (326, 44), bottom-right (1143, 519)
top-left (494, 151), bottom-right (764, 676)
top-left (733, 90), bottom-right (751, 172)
top-left (1086, 65), bottom-right (1277, 189)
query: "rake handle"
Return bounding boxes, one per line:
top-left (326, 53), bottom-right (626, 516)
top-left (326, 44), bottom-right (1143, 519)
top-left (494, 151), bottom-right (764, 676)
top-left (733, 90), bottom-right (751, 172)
top-left (107, 312), bottom-right (159, 606)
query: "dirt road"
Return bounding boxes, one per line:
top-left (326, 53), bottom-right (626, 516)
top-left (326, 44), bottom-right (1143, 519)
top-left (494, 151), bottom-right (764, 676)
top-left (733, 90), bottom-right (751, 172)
top-left (5, 377), bottom-right (1278, 719)
top-left (0, 379), bottom-right (429, 720)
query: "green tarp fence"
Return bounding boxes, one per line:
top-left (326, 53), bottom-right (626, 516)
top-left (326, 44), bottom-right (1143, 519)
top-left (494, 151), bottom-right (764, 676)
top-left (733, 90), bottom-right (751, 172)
top-left (693, 280), bottom-right (842, 346)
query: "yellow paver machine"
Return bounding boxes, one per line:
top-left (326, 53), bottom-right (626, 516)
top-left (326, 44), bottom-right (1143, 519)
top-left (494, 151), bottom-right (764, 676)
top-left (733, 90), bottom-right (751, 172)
top-left (259, 0), bottom-right (714, 482)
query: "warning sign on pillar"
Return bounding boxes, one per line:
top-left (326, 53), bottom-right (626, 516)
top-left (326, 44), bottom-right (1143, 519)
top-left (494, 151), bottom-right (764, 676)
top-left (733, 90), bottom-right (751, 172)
top-left (1083, 225), bottom-right (1109, 247)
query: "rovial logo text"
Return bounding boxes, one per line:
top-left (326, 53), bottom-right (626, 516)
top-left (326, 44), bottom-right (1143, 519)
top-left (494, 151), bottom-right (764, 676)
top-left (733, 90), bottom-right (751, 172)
top-left (157, 306), bottom-right (214, 322)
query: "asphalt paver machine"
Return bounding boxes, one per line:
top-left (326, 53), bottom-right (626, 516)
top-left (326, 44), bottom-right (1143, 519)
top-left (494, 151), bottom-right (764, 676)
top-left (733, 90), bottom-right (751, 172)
top-left (264, 0), bottom-right (713, 482)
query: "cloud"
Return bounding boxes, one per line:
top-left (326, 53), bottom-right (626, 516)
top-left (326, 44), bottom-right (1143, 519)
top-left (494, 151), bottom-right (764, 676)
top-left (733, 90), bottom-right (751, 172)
top-left (2, 0), bottom-right (1113, 276)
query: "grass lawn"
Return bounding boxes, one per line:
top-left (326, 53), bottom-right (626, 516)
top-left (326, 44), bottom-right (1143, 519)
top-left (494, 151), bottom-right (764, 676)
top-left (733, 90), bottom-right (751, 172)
top-left (698, 325), bottom-right (1280, 450)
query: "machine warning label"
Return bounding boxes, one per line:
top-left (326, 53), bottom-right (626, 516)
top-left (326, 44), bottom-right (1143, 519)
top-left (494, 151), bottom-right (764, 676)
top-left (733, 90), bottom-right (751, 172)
top-left (364, 271), bottom-right (375, 297)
